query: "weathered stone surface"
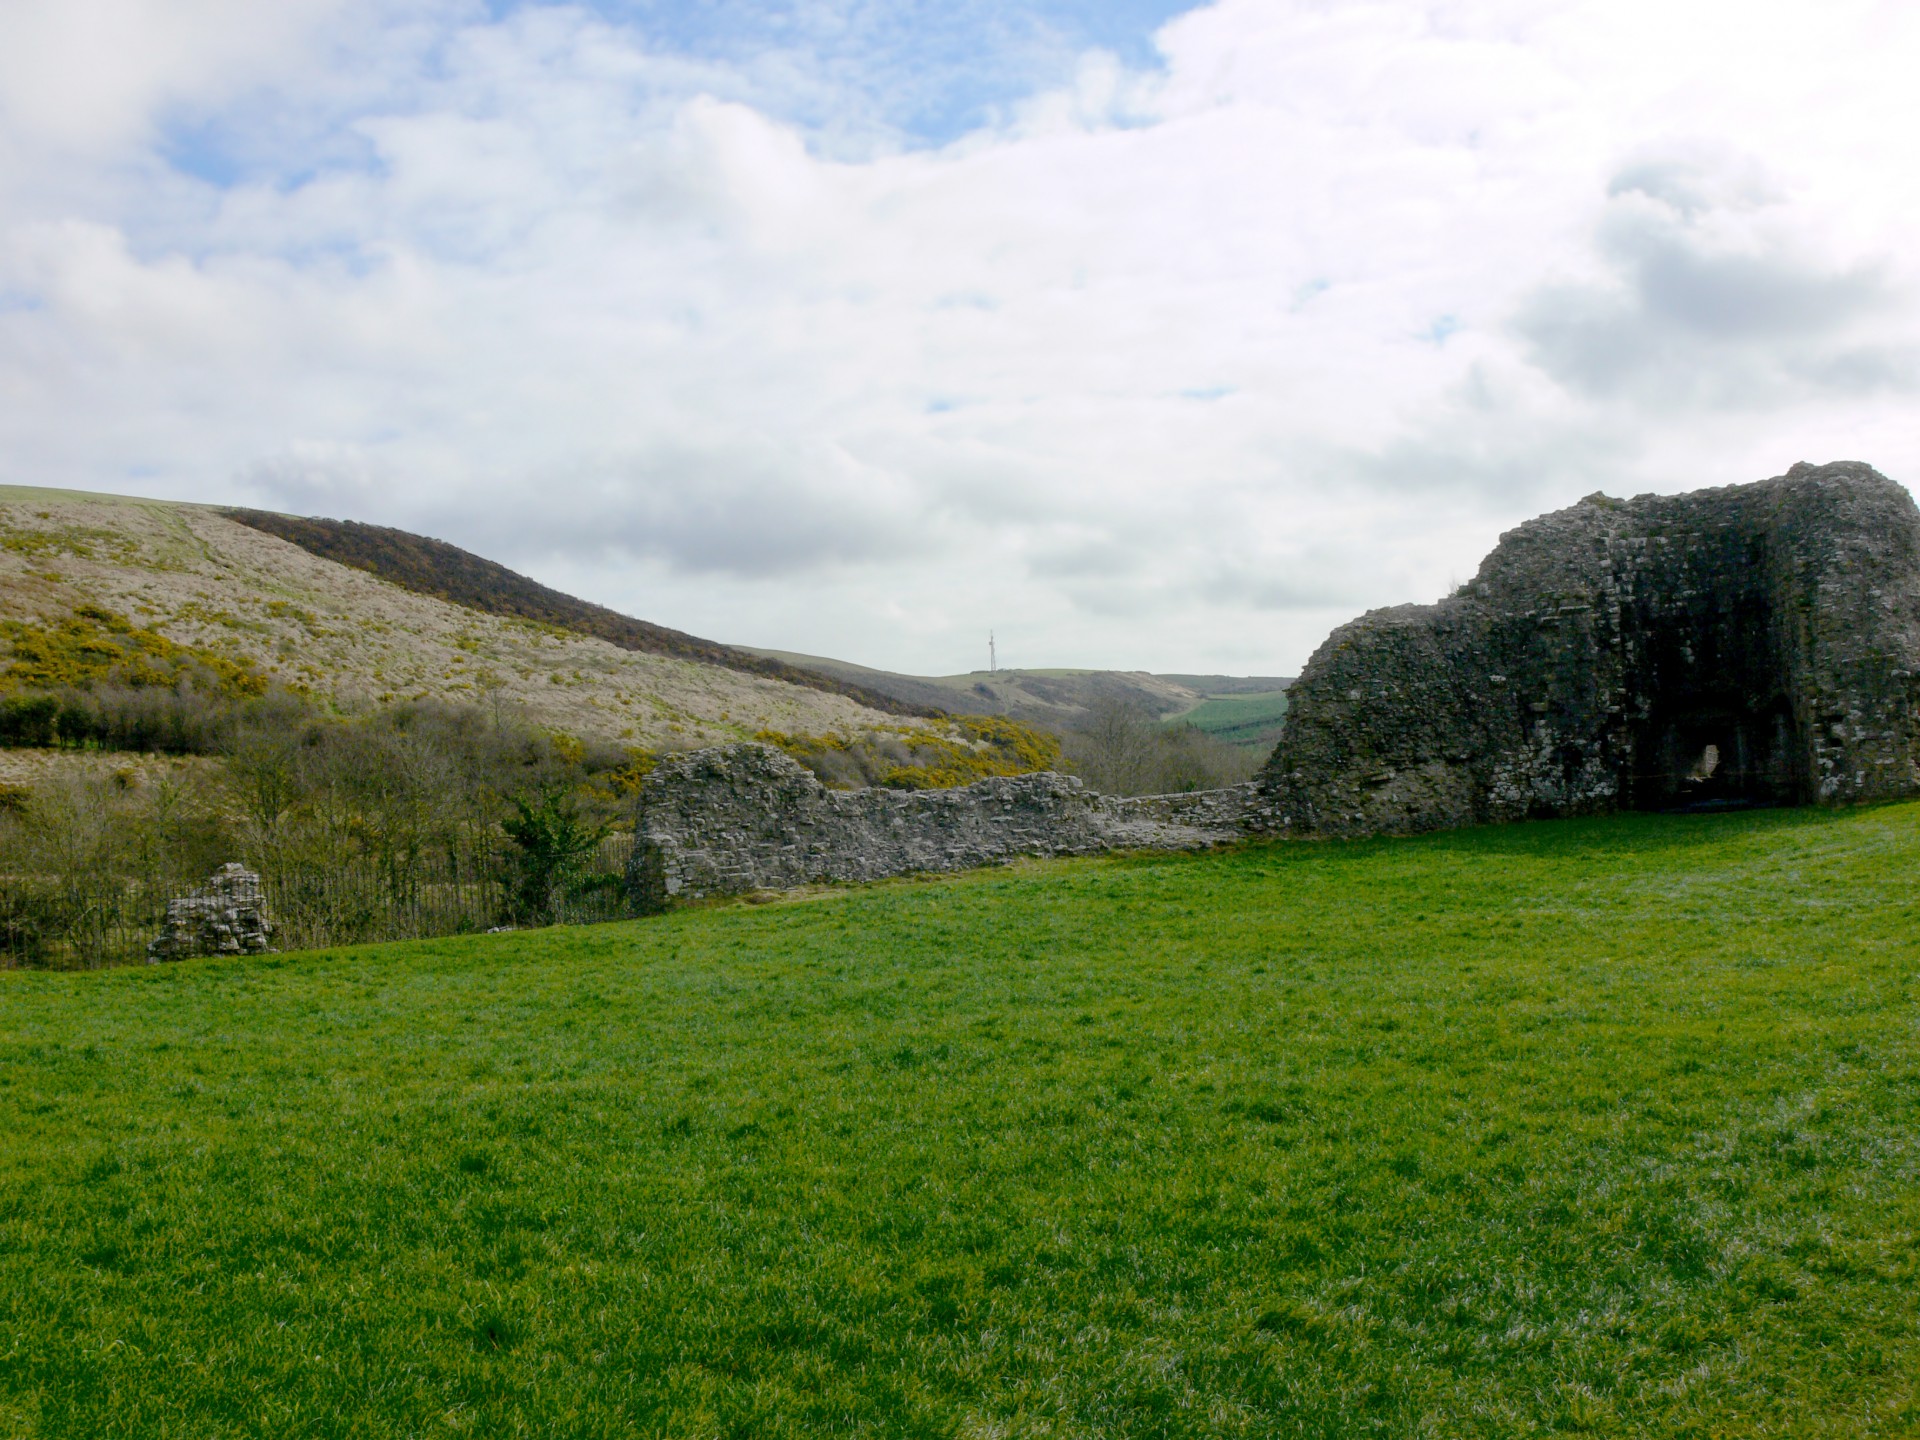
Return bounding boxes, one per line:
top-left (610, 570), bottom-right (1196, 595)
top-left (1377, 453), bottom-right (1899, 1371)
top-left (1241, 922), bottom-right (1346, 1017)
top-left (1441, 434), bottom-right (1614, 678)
top-left (146, 863), bottom-right (275, 962)
top-left (624, 462), bottom-right (1920, 897)
top-left (627, 744), bottom-right (1265, 902)
top-left (1260, 461), bottom-right (1920, 836)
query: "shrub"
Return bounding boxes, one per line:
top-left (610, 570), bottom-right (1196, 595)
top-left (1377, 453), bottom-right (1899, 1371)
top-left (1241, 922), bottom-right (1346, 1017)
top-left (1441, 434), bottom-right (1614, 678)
top-left (1061, 698), bottom-right (1261, 796)
top-left (0, 603), bottom-right (287, 756)
top-left (754, 717), bottom-right (1062, 791)
top-left (0, 696), bottom-right (636, 967)
top-left (0, 604), bottom-right (269, 698)
top-left (501, 787), bottom-right (621, 923)
top-left (0, 694), bottom-right (59, 747)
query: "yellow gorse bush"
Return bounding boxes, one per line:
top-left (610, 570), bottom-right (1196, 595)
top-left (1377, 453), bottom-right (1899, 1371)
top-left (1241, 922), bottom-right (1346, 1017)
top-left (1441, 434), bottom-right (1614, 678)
top-left (754, 716), bottom-right (1060, 790)
top-left (0, 604), bottom-right (270, 698)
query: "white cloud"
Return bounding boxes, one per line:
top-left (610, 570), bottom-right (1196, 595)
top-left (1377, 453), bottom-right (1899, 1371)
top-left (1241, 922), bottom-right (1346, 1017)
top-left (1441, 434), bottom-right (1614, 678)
top-left (2, 0), bottom-right (1919, 674)
top-left (0, 0), bottom-right (364, 152)
top-left (1516, 167), bottom-right (1913, 407)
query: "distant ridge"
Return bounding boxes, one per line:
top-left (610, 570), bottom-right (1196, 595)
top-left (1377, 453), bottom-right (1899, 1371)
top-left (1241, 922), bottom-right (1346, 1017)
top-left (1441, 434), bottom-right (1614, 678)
top-left (224, 510), bottom-right (942, 720)
top-left (744, 647), bottom-right (1292, 740)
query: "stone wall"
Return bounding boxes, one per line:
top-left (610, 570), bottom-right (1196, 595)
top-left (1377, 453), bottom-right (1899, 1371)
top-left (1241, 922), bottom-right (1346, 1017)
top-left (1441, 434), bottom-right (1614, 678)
top-left (626, 462), bottom-right (1920, 900)
top-left (1261, 461), bottom-right (1920, 836)
top-left (627, 743), bottom-right (1267, 903)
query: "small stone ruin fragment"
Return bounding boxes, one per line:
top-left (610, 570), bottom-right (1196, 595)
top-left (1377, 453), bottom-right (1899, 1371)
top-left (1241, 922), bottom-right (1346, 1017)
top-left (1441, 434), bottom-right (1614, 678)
top-left (146, 863), bottom-right (276, 963)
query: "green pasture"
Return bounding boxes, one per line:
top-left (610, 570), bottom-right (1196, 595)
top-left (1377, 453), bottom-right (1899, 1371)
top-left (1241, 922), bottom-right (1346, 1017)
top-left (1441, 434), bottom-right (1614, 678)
top-left (1170, 689), bottom-right (1291, 748)
top-left (3, 804), bottom-right (1919, 1436)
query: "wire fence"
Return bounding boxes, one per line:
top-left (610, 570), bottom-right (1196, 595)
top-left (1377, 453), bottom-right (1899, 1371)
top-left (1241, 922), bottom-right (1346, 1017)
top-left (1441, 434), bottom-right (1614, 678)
top-left (0, 833), bottom-right (639, 971)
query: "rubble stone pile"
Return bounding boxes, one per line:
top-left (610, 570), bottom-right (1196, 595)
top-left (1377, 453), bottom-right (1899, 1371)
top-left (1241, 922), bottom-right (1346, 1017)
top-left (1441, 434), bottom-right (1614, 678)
top-left (146, 863), bottom-right (276, 962)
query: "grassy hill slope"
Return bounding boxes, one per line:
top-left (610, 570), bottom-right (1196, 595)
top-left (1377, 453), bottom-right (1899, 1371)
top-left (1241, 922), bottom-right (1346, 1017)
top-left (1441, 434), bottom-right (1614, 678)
top-left (0, 486), bottom-right (911, 749)
top-left (1170, 688), bottom-right (1291, 750)
top-left (225, 509), bottom-right (935, 719)
top-left (4, 804), bottom-right (1917, 1435)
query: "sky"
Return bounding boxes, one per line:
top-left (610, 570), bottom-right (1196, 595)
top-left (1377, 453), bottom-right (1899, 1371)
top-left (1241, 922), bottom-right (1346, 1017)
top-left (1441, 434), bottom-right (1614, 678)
top-left (2, 1), bottom-right (1918, 676)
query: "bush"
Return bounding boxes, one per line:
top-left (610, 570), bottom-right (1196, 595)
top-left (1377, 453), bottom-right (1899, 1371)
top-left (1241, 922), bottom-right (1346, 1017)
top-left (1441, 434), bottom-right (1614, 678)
top-left (0, 694), bottom-right (58, 747)
top-left (501, 787), bottom-right (620, 923)
top-left (0, 683), bottom-right (251, 755)
top-left (753, 717), bottom-right (1062, 791)
top-left (1, 604), bottom-right (268, 697)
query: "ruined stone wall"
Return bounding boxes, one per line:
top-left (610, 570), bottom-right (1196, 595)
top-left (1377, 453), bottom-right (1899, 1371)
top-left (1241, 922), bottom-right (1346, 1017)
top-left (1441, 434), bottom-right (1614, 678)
top-left (627, 744), bottom-right (1267, 902)
top-left (1261, 461), bottom-right (1920, 837)
top-left (625, 463), bottom-right (1920, 898)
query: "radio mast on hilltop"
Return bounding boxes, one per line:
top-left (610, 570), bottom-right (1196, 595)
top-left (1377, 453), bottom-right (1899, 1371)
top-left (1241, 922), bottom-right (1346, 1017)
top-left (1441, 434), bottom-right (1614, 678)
top-left (989, 631), bottom-right (996, 674)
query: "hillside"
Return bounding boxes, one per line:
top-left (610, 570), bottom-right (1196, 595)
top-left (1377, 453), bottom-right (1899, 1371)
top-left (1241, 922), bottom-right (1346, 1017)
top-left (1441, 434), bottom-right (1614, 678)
top-left (1172, 688), bottom-right (1291, 750)
top-left (3, 803), bottom-right (1916, 1434)
top-left (0, 486), bottom-right (914, 749)
top-left (745, 648), bottom-right (1293, 734)
top-left (225, 509), bottom-right (934, 719)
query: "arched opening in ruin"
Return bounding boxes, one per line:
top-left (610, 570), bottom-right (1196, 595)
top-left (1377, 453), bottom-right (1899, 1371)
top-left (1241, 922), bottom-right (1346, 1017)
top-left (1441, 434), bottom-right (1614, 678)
top-left (1627, 696), bottom-right (1804, 812)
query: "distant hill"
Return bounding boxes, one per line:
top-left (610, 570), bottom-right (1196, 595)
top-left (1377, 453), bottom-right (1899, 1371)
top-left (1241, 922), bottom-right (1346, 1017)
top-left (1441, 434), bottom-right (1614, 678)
top-left (1156, 674), bottom-right (1296, 697)
top-left (745, 649), bottom-right (1292, 744)
top-left (0, 486), bottom-right (915, 749)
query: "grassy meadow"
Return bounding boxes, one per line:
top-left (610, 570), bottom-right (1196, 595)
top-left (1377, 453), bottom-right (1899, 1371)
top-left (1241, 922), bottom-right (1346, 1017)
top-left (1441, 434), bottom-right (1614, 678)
top-left (2, 804), bottom-right (1919, 1436)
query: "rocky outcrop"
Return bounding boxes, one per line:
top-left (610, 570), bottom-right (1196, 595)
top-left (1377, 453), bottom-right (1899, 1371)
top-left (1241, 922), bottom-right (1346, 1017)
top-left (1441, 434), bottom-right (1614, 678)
top-left (1260, 461), bottom-right (1920, 836)
top-left (146, 863), bottom-right (275, 962)
top-left (627, 744), bottom-right (1270, 903)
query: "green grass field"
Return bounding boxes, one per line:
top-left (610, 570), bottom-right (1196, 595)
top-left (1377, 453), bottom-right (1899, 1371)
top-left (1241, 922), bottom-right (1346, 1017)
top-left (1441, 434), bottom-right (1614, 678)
top-left (4, 805), bottom-right (1919, 1437)
top-left (1170, 690), bottom-right (1291, 749)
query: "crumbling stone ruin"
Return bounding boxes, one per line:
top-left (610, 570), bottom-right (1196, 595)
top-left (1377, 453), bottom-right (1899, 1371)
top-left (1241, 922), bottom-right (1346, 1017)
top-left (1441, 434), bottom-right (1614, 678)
top-left (146, 863), bottom-right (275, 962)
top-left (627, 743), bottom-right (1270, 904)
top-left (1262, 461), bottom-right (1920, 836)
top-left (628, 462), bottom-right (1920, 901)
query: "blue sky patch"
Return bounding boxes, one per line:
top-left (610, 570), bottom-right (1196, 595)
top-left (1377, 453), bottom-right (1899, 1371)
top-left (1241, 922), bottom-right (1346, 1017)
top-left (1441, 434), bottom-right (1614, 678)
top-left (521, 0), bottom-right (1203, 142)
top-left (159, 121), bottom-right (248, 188)
top-left (1292, 278), bottom-right (1331, 310)
top-left (154, 1), bottom-right (1207, 196)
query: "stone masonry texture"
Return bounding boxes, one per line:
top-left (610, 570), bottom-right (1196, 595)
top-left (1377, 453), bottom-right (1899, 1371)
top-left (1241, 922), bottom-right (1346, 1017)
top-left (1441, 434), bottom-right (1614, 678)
top-left (1260, 461), bottom-right (1920, 837)
top-left (146, 863), bottom-right (276, 962)
top-left (626, 743), bottom-right (1273, 903)
top-left (628, 462), bottom-right (1920, 900)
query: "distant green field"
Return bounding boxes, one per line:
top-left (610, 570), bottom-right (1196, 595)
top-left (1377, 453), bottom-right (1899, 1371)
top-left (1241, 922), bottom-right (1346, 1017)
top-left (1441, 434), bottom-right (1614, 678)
top-left (1170, 688), bottom-right (1291, 747)
top-left (4, 806), bottom-right (1920, 1436)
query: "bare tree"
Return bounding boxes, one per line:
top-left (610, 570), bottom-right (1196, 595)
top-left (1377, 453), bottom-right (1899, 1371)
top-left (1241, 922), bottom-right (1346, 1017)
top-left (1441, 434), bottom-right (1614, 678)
top-left (1063, 699), bottom-right (1264, 796)
top-left (1065, 699), bottom-right (1162, 795)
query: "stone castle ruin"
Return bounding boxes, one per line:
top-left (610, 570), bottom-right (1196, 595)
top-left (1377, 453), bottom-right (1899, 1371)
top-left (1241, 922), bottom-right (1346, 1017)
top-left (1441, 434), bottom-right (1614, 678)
top-left (1264, 460), bottom-right (1920, 836)
top-left (631, 462), bottom-right (1920, 900)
